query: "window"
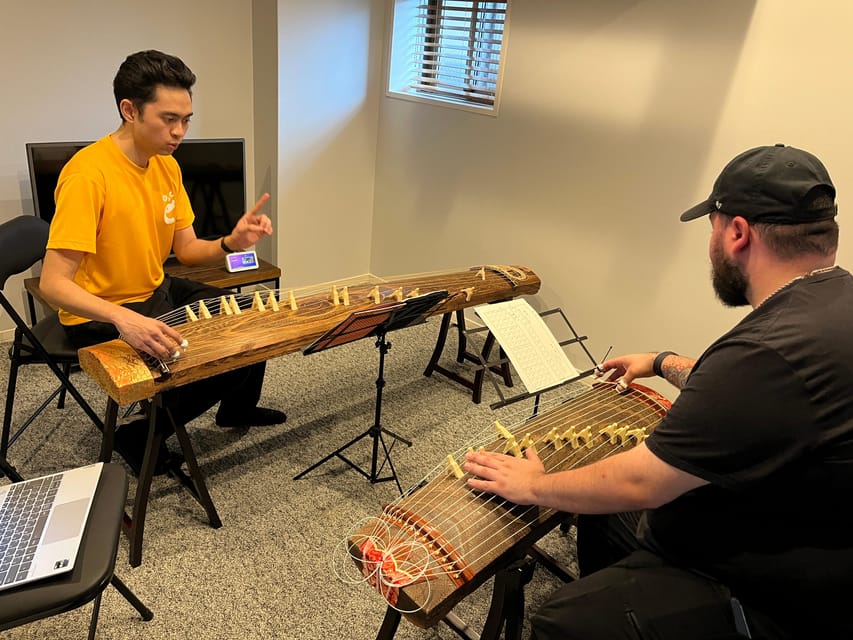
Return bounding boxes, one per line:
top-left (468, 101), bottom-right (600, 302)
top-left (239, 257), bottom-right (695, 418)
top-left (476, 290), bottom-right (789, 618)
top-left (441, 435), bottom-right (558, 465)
top-left (387, 0), bottom-right (510, 113)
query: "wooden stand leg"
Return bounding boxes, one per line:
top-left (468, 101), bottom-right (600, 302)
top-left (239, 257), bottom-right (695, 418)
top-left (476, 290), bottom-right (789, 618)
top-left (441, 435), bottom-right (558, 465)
top-left (125, 405), bottom-right (161, 567)
top-left (99, 397), bottom-right (153, 567)
top-left (423, 313), bottom-right (485, 403)
top-left (479, 557), bottom-right (536, 640)
top-left (373, 556), bottom-right (541, 640)
top-left (423, 310), bottom-right (514, 404)
top-left (374, 606), bottom-right (402, 640)
top-left (102, 395), bottom-right (221, 567)
top-left (98, 400), bottom-right (119, 463)
top-left (454, 309), bottom-right (468, 363)
top-left (439, 557), bottom-right (537, 640)
top-left (167, 410), bottom-right (222, 529)
top-left (423, 312), bottom-right (453, 377)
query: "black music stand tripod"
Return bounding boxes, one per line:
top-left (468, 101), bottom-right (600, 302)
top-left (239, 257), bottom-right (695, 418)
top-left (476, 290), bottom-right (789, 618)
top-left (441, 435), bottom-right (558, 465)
top-left (294, 291), bottom-right (448, 494)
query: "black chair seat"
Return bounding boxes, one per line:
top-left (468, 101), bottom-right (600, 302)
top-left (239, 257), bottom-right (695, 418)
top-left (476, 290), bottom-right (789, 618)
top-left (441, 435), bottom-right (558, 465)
top-left (13, 313), bottom-right (80, 362)
top-left (0, 463), bottom-right (153, 633)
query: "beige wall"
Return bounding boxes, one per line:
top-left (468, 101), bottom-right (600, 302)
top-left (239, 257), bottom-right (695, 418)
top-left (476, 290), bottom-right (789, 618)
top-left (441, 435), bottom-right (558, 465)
top-left (371, 0), bottom-right (853, 398)
top-left (252, 0), bottom-right (281, 265)
top-left (271, 0), bottom-right (383, 288)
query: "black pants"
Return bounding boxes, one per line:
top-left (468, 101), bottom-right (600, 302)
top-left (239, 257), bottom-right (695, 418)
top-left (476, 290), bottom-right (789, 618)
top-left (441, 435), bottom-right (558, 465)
top-left (65, 276), bottom-right (267, 427)
top-left (531, 514), bottom-right (791, 640)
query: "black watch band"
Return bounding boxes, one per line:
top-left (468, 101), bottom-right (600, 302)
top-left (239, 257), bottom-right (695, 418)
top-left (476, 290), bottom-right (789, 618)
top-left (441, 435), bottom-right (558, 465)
top-left (653, 351), bottom-right (677, 377)
top-left (220, 236), bottom-right (236, 253)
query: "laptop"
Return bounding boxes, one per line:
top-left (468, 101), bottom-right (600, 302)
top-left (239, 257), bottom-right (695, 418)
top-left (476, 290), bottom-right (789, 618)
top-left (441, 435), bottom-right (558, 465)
top-left (0, 462), bottom-right (104, 591)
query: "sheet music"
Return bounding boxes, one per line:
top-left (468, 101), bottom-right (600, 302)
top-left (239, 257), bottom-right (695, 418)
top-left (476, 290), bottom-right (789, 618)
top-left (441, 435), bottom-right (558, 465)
top-left (474, 299), bottom-right (578, 393)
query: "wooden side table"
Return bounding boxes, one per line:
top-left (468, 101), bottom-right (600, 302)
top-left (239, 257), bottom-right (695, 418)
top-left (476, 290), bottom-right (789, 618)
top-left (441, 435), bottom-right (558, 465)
top-left (23, 257), bottom-right (281, 325)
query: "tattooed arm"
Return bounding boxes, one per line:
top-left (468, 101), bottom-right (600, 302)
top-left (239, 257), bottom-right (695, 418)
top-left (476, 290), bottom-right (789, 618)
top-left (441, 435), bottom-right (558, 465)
top-left (657, 353), bottom-right (695, 390)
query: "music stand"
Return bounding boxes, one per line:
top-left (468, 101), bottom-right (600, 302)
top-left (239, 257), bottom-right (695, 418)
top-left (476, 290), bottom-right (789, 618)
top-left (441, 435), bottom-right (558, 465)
top-left (294, 290), bottom-right (448, 493)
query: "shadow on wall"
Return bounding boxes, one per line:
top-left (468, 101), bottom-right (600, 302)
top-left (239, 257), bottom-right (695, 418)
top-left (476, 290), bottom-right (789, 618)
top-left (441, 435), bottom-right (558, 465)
top-left (371, 0), bottom-right (757, 289)
top-left (275, 1), bottom-right (382, 288)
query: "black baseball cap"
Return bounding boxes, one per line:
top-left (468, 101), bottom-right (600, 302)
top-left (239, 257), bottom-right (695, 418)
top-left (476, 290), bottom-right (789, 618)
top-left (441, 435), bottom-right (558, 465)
top-left (680, 144), bottom-right (837, 224)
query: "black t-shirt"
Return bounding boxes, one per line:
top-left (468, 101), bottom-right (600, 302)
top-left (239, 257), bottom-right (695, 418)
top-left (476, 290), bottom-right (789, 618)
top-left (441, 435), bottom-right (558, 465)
top-left (640, 267), bottom-right (853, 633)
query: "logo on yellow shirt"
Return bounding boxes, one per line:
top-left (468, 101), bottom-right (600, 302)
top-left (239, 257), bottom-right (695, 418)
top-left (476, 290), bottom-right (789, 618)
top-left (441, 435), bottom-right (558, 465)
top-left (163, 191), bottom-right (176, 225)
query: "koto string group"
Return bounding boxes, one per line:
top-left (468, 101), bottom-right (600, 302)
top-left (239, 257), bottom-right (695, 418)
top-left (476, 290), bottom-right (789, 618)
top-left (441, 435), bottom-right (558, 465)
top-left (335, 381), bottom-right (670, 628)
top-left (81, 265), bottom-right (541, 407)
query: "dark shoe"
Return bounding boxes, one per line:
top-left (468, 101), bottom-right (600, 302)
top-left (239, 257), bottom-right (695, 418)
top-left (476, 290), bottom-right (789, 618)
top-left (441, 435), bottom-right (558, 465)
top-left (215, 407), bottom-right (287, 429)
top-left (113, 421), bottom-right (175, 476)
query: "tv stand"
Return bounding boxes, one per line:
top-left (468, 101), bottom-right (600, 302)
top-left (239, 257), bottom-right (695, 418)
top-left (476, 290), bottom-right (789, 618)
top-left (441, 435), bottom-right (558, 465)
top-left (23, 258), bottom-right (281, 325)
top-left (160, 256), bottom-right (281, 292)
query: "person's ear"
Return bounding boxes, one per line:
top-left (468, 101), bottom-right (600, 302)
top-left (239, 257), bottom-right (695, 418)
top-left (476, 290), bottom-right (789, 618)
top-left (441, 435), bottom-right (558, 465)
top-left (119, 99), bottom-right (136, 123)
top-left (729, 216), bottom-right (752, 252)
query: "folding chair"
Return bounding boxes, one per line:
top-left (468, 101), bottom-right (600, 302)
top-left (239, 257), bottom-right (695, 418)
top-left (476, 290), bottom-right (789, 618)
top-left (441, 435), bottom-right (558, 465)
top-left (0, 216), bottom-right (218, 567)
top-left (0, 459), bottom-right (153, 637)
top-left (0, 216), bottom-right (104, 460)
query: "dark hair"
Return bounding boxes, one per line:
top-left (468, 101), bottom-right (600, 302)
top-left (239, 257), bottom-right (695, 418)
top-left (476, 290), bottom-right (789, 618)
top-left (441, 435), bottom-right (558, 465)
top-left (752, 188), bottom-right (839, 258)
top-left (113, 50), bottom-right (196, 122)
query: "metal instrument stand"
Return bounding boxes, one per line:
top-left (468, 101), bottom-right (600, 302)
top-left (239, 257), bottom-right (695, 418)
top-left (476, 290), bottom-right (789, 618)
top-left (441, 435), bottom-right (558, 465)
top-left (294, 290), bottom-right (448, 494)
top-left (469, 307), bottom-right (601, 411)
top-left (294, 328), bottom-right (412, 493)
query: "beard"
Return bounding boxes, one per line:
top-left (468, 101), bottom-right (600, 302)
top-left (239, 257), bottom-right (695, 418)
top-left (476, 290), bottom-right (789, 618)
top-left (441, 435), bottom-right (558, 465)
top-left (710, 242), bottom-right (750, 307)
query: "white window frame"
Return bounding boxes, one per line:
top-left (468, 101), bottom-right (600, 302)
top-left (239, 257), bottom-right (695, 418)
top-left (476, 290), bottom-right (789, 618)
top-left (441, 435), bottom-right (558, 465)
top-left (385, 0), bottom-right (511, 116)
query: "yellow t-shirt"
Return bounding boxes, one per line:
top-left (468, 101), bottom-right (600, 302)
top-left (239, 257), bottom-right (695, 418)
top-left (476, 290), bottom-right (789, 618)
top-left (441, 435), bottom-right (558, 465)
top-left (47, 135), bottom-right (194, 325)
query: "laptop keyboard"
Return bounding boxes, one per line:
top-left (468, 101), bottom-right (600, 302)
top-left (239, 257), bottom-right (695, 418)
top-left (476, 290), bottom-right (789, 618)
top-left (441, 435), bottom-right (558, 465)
top-left (0, 475), bottom-right (62, 585)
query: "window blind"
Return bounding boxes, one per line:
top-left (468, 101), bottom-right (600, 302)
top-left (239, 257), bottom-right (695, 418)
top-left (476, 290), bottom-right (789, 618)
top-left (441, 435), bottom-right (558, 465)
top-left (410, 1), bottom-right (508, 107)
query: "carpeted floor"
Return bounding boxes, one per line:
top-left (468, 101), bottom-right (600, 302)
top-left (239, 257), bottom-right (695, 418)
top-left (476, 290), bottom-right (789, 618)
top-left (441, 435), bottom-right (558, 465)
top-left (0, 319), bottom-right (577, 639)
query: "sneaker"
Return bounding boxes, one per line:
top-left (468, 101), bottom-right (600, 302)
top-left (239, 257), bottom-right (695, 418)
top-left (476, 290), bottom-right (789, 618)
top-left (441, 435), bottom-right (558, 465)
top-left (113, 420), bottom-right (177, 476)
top-left (215, 407), bottom-right (287, 429)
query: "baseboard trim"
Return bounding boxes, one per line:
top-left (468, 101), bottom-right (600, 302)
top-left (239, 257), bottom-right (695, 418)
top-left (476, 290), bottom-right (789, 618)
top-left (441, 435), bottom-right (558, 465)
top-left (0, 328), bottom-right (14, 344)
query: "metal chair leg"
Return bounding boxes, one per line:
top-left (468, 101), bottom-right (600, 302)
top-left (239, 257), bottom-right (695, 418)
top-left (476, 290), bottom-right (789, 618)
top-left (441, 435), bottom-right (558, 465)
top-left (86, 592), bottom-right (102, 640)
top-left (57, 363), bottom-right (71, 409)
top-left (111, 575), bottom-right (154, 621)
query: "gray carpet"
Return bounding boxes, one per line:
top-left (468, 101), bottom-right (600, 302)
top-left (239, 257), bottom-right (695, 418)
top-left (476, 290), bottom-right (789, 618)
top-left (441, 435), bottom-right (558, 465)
top-left (0, 320), bottom-right (577, 639)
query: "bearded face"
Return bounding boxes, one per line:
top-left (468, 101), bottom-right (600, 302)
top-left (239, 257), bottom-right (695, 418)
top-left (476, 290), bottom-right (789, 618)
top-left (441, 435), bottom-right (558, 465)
top-left (710, 231), bottom-right (750, 307)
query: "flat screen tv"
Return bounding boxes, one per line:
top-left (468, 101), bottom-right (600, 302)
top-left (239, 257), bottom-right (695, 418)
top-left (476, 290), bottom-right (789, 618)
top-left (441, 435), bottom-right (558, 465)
top-left (26, 138), bottom-right (247, 240)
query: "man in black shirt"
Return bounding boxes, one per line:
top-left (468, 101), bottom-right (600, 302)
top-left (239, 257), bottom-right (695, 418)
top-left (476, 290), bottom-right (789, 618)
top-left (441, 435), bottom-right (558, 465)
top-left (465, 144), bottom-right (853, 639)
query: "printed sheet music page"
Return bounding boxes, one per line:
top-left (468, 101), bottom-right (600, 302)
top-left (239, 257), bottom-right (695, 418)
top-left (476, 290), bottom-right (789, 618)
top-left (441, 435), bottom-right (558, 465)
top-left (474, 299), bottom-right (578, 393)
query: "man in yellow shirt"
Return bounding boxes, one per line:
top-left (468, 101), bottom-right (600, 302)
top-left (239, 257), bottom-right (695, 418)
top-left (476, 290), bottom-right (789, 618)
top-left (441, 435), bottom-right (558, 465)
top-left (40, 50), bottom-right (286, 474)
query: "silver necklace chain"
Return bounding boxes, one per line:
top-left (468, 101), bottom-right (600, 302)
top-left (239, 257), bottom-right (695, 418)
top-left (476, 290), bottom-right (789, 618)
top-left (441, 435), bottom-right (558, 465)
top-left (758, 265), bottom-right (837, 307)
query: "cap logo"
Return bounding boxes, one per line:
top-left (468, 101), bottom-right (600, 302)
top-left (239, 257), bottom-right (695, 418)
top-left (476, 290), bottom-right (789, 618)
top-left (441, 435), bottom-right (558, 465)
top-left (715, 200), bottom-right (722, 210)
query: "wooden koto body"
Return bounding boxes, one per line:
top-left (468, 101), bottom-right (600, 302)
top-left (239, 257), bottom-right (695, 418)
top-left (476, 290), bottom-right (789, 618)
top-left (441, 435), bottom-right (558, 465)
top-left (77, 265), bottom-right (540, 405)
top-left (344, 382), bottom-right (670, 628)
